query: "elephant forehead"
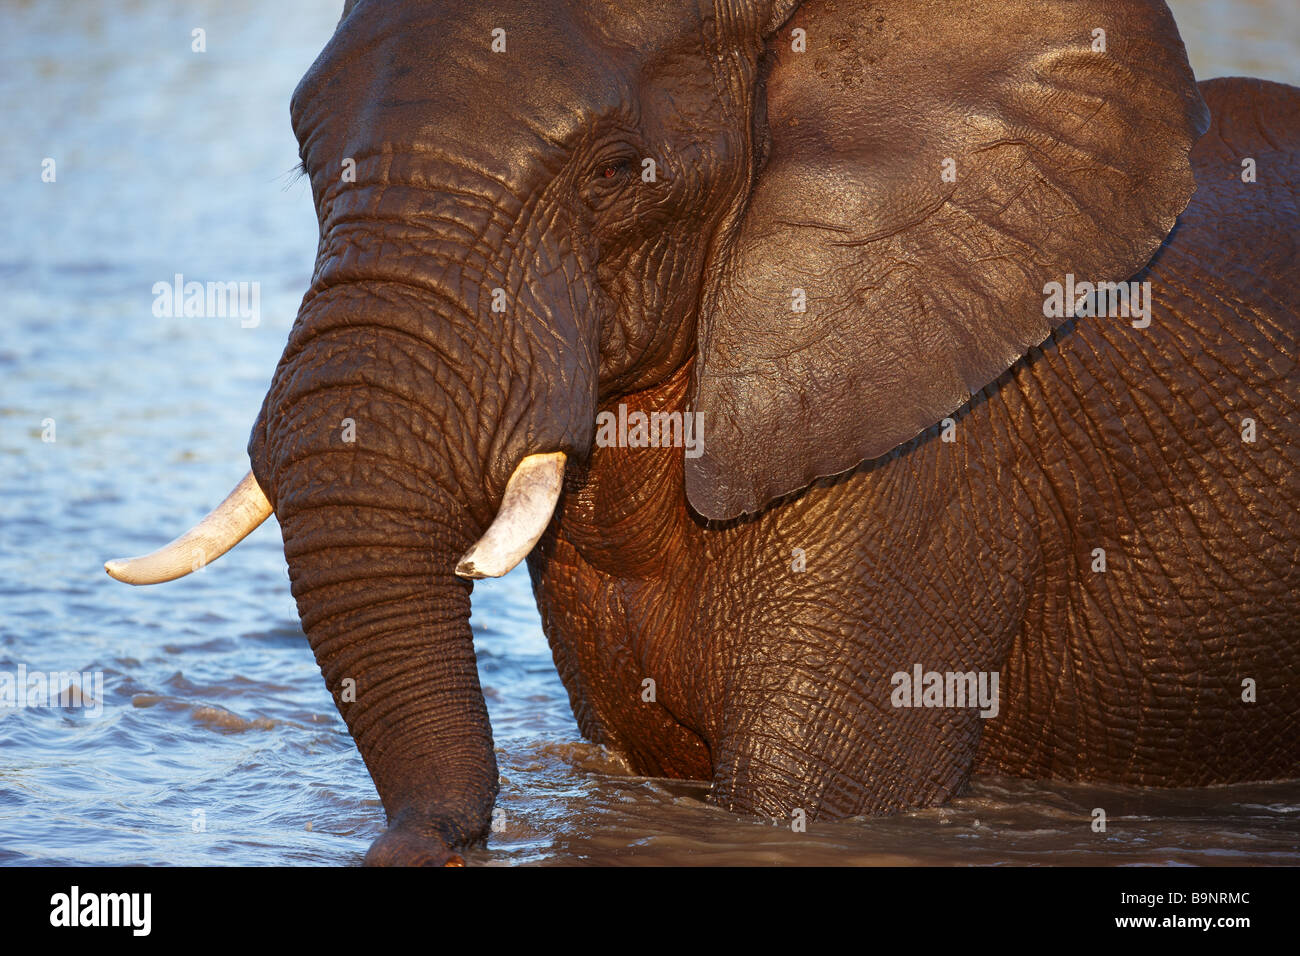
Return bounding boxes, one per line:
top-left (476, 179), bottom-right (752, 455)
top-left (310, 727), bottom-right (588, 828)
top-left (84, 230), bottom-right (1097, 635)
top-left (292, 1), bottom-right (689, 180)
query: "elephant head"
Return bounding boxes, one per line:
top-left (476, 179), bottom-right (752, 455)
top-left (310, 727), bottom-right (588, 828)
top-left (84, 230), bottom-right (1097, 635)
top-left (107, 0), bottom-right (1207, 864)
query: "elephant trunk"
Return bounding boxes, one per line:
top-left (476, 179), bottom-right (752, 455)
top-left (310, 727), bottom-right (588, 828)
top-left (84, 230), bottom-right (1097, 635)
top-left (243, 237), bottom-right (589, 861)
top-left (248, 277), bottom-right (509, 864)
top-left (144, 154), bottom-right (596, 861)
top-left (276, 478), bottom-right (496, 865)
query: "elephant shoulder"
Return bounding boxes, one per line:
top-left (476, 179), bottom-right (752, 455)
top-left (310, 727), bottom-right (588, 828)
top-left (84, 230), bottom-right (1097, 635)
top-left (1172, 77), bottom-right (1299, 293)
top-left (1190, 77), bottom-right (1300, 176)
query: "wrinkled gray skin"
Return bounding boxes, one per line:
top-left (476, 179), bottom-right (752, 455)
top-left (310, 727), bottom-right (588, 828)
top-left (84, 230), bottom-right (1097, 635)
top-left (227, 0), bottom-right (1297, 864)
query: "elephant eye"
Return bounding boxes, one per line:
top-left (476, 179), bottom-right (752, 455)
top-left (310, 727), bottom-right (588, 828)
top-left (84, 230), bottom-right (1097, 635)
top-left (580, 153), bottom-right (638, 208)
top-left (592, 158), bottom-right (630, 185)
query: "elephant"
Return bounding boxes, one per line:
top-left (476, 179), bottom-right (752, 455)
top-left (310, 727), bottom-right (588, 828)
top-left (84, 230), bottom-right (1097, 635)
top-left (106, 0), bottom-right (1299, 866)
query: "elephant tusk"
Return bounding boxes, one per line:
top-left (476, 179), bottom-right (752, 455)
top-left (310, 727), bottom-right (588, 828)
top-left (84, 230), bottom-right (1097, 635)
top-left (455, 452), bottom-right (566, 579)
top-left (104, 470), bottom-right (272, 586)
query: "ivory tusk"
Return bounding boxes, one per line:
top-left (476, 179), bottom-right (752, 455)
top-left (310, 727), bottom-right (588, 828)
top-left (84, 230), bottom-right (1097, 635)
top-left (455, 452), bottom-right (565, 579)
top-left (105, 470), bottom-right (272, 586)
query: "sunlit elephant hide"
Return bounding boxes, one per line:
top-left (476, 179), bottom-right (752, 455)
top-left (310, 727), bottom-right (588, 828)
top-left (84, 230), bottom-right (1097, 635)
top-left (108, 0), bottom-right (1299, 865)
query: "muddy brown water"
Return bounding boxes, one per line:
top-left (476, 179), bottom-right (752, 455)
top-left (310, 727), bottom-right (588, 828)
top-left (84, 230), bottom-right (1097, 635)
top-left (1, 0), bottom-right (1296, 865)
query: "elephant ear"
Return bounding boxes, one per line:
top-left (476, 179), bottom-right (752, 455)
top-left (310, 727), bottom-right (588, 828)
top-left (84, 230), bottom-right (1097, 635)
top-left (686, 0), bottom-right (1209, 520)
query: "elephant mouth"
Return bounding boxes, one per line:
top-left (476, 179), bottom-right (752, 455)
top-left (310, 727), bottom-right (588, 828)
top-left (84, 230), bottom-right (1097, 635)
top-left (104, 451), bottom-right (568, 586)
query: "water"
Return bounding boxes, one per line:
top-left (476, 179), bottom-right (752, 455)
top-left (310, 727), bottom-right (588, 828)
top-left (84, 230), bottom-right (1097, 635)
top-left (2, 0), bottom-right (1297, 866)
